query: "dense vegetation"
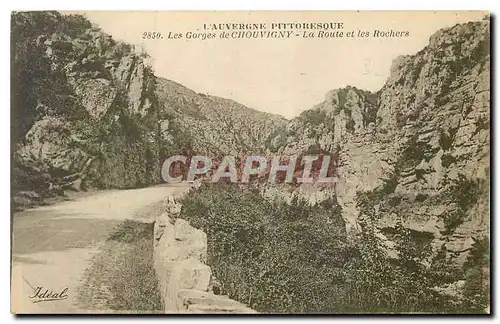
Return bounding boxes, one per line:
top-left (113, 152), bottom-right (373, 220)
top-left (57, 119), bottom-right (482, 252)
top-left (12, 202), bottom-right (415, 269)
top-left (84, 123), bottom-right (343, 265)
top-left (180, 184), bottom-right (488, 313)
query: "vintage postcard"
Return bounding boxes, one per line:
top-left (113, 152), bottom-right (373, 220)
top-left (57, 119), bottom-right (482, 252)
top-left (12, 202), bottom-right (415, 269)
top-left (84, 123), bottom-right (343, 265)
top-left (11, 11), bottom-right (490, 314)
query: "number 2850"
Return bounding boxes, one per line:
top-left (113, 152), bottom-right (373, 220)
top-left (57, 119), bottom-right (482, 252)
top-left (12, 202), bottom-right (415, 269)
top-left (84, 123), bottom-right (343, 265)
top-left (142, 32), bottom-right (163, 39)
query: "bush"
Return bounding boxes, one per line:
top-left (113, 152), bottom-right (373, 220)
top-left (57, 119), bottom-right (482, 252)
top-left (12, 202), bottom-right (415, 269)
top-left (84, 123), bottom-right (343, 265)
top-left (461, 237), bottom-right (490, 313)
top-left (442, 175), bottom-right (484, 234)
top-left (180, 184), bottom-right (348, 313)
top-left (441, 154), bottom-right (456, 168)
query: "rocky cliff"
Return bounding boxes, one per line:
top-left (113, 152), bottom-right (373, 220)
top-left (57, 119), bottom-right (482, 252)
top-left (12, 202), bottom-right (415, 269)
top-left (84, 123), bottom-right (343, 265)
top-left (11, 11), bottom-right (286, 209)
top-left (12, 11), bottom-right (160, 206)
top-left (275, 19), bottom-right (490, 267)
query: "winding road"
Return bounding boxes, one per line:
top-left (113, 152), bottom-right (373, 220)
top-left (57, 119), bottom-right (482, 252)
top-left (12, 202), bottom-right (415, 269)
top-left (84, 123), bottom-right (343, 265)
top-left (11, 183), bottom-right (192, 314)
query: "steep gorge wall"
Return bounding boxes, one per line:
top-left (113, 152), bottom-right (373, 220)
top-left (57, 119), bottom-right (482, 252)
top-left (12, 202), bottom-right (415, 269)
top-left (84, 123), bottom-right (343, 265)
top-left (11, 12), bottom-right (170, 207)
top-left (274, 19), bottom-right (490, 265)
top-left (336, 20), bottom-right (490, 265)
top-left (11, 11), bottom-right (286, 209)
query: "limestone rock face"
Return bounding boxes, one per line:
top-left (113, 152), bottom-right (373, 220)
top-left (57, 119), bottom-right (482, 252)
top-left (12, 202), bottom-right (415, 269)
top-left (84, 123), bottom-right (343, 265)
top-left (72, 78), bottom-right (116, 119)
top-left (12, 13), bottom-right (489, 270)
top-left (12, 11), bottom-right (289, 208)
top-left (271, 19), bottom-right (490, 266)
top-left (12, 12), bottom-right (161, 203)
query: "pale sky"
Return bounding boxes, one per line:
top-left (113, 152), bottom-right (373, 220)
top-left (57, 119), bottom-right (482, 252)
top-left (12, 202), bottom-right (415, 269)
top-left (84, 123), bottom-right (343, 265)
top-left (71, 11), bottom-right (486, 118)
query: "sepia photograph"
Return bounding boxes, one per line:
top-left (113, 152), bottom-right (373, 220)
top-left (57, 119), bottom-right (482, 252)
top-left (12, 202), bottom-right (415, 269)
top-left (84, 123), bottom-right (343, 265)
top-left (10, 10), bottom-right (490, 314)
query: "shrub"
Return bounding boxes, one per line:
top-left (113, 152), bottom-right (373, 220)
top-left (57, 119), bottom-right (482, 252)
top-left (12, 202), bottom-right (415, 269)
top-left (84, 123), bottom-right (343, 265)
top-left (439, 129), bottom-right (456, 151)
top-left (180, 184), bottom-right (348, 313)
top-left (461, 237), bottom-right (490, 313)
top-left (442, 174), bottom-right (484, 234)
top-left (441, 154), bottom-right (457, 168)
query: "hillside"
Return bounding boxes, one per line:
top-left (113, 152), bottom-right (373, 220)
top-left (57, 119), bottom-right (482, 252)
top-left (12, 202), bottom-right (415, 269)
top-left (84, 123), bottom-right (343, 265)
top-left (155, 77), bottom-right (287, 155)
top-left (275, 19), bottom-right (490, 267)
top-left (11, 11), bottom-right (286, 209)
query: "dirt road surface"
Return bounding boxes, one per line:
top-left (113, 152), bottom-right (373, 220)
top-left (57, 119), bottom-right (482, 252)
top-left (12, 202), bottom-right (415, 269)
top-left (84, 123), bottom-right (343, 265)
top-left (11, 183), bottom-right (192, 314)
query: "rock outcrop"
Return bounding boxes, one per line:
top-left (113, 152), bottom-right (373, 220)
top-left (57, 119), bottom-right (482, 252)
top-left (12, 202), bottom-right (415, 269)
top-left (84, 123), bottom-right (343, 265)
top-left (11, 11), bottom-right (287, 209)
top-left (11, 12), bottom-right (160, 205)
top-left (273, 19), bottom-right (490, 267)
